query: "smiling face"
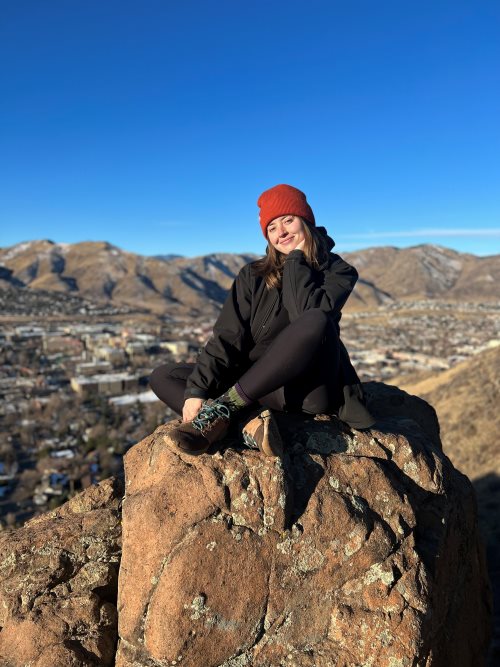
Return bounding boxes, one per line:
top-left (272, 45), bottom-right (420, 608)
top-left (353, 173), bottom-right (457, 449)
top-left (266, 215), bottom-right (306, 254)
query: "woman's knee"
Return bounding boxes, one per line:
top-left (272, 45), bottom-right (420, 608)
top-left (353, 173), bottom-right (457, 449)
top-left (149, 363), bottom-right (175, 391)
top-left (149, 362), bottom-right (193, 414)
top-left (149, 362), bottom-right (191, 396)
top-left (294, 309), bottom-right (329, 344)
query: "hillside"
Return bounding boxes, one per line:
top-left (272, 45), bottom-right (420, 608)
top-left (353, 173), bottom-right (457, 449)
top-left (394, 344), bottom-right (500, 482)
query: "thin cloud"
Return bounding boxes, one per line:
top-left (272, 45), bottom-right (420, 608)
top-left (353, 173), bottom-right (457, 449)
top-left (339, 228), bottom-right (500, 239)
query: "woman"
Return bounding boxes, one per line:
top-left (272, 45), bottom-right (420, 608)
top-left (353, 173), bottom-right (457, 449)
top-left (149, 184), bottom-right (375, 456)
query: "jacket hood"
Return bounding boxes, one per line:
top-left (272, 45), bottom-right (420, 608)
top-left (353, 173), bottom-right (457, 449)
top-left (316, 225), bottom-right (335, 252)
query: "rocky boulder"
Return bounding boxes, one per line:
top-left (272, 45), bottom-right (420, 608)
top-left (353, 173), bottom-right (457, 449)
top-left (0, 476), bottom-right (123, 666)
top-left (116, 384), bottom-right (492, 667)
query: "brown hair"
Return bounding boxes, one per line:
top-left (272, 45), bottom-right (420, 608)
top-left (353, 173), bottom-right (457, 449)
top-left (252, 219), bottom-right (330, 289)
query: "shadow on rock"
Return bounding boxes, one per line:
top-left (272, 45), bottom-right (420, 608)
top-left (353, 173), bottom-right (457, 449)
top-left (473, 471), bottom-right (500, 667)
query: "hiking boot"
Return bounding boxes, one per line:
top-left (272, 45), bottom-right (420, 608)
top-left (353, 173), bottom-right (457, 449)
top-left (241, 409), bottom-right (284, 457)
top-left (168, 400), bottom-right (232, 455)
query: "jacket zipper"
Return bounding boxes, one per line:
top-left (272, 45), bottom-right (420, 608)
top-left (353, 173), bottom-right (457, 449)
top-left (253, 292), bottom-right (279, 342)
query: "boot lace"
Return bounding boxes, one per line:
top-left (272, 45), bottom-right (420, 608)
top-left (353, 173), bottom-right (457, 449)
top-left (192, 401), bottom-right (231, 432)
top-left (242, 430), bottom-right (259, 449)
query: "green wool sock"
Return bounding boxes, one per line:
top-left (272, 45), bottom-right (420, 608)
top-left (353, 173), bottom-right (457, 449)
top-left (217, 384), bottom-right (253, 413)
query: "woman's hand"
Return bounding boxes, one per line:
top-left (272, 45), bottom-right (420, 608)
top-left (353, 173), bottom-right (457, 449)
top-left (182, 397), bottom-right (204, 422)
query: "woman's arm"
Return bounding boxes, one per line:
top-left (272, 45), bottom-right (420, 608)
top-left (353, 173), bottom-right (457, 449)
top-left (282, 249), bottom-right (358, 321)
top-left (184, 265), bottom-right (253, 400)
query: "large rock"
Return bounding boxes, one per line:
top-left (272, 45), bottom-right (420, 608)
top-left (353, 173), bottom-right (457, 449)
top-left (0, 476), bottom-right (123, 666)
top-left (116, 384), bottom-right (492, 667)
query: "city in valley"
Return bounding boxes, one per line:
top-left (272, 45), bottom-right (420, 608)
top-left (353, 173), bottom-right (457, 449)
top-left (1, 286), bottom-right (498, 528)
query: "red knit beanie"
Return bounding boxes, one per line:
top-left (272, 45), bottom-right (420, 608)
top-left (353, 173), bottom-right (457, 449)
top-left (257, 184), bottom-right (316, 237)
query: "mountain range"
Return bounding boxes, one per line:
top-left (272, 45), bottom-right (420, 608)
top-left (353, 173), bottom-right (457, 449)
top-left (0, 240), bottom-right (498, 317)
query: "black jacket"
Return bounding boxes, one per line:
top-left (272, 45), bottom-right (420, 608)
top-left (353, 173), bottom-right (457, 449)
top-left (185, 228), bottom-right (375, 429)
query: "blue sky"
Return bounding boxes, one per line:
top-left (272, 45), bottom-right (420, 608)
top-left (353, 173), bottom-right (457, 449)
top-left (1, 0), bottom-right (499, 257)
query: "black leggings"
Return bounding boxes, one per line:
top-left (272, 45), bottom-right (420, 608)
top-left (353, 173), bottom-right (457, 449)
top-left (149, 309), bottom-right (342, 416)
